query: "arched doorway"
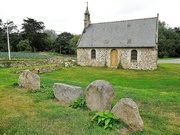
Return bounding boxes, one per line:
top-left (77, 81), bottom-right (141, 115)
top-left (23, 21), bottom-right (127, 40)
top-left (110, 49), bottom-right (118, 66)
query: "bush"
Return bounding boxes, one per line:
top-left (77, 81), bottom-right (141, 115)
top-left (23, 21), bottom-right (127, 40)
top-left (158, 51), bottom-right (169, 58)
top-left (17, 40), bottom-right (31, 51)
top-left (91, 110), bottom-right (120, 130)
top-left (12, 82), bottom-right (18, 87)
top-left (117, 60), bottom-right (123, 69)
top-left (104, 59), bottom-right (108, 68)
top-left (69, 97), bottom-right (87, 110)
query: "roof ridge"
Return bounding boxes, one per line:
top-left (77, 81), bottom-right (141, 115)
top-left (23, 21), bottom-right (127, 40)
top-left (91, 17), bottom-right (157, 25)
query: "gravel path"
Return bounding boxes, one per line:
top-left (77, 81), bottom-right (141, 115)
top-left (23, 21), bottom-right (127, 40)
top-left (158, 59), bottom-right (180, 63)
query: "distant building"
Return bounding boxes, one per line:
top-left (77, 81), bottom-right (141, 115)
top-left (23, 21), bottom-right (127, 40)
top-left (77, 4), bottom-right (158, 70)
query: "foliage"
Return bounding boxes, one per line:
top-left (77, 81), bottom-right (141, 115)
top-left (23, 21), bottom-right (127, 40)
top-left (117, 60), bottom-right (123, 69)
top-left (12, 82), bottom-right (18, 87)
top-left (0, 19), bottom-right (3, 30)
top-left (91, 110), bottom-right (120, 130)
top-left (44, 30), bottom-right (57, 51)
top-left (158, 21), bottom-right (180, 58)
top-left (17, 40), bottom-right (31, 51)
top-left (69, 96), bottom-right (87, 109)
top-left (44, 30), bottom-right (57, 40)
top-left (104, 58), bottom-right (108, 68)
top-left (0, 19), bottom-right (6, 51)
top-left (0, 19), bottom-right (78, 54)
top-left (69, 35), bottom-right (80, 54)
top-left (21, 18), bottom-right (47, 52)
top-left (10, 32), bottom-right (22, 52)
top-left (53, 32), bottom-right (75, 54)
top-left (6, 21), bottom-right (18, 33)
top-left (0, 20), bottom-right (20, 52)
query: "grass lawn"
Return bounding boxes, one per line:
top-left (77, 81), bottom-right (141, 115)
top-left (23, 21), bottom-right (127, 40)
top-left (0, 64), bottom-right (179, 135)
top-left (158, 57), bottom-right (180, 60)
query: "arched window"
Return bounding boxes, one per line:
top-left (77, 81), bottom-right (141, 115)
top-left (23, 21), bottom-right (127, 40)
top-left (131, 50), bottom-right (137, 61)
top-left (91, 49), bottom-right (96, 59)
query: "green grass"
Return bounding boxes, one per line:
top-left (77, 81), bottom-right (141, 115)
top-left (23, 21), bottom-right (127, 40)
top-left (0, 64), bottom-right (180, 135)
top-left (158, 57), bottom-right (180, 60)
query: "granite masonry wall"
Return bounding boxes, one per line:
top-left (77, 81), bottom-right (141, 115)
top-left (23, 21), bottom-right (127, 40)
top-left (77, 48), bottom-right (157, 70)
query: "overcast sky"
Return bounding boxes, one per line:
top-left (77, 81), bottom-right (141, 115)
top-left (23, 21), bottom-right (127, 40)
top-left (0, 0), bottom-right (180, 34)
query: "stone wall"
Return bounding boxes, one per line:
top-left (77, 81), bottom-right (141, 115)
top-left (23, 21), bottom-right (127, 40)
top-left (77, 48), bottom-right (109, 67)
top-left (0, 61), bottom-right (43, 68)
top-left (0, 57), bottom-right (64, 68)
top-left (14, 64), bottom-right (61, 74)
top-left (0, 57), bottom-right (64, 74)
top-left (77, 48), bottom-right (157, 70)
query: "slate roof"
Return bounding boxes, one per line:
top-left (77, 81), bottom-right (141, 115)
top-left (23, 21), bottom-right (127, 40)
top-left (78, 17), bottom-right (158, 48)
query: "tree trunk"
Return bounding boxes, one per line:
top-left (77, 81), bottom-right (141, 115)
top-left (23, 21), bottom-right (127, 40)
top-left (33, 46), bottom-right (36, 52)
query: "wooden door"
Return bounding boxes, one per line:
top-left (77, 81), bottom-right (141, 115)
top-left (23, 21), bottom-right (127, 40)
top-left (110, 49), bottom-right (118, 66)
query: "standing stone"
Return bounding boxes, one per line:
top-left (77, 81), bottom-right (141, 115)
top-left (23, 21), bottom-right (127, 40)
top-left (53, 83), bottom-right (83, 105)
top-left (86, 80), bottom-right (114, 112)
top-left (111, 98), bottom-right (144, 131)
top-left (18, 70), bottom-right (40, 90)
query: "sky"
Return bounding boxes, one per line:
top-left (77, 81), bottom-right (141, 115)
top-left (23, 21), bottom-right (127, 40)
top-left (0, 0), bottom-right (180, 34)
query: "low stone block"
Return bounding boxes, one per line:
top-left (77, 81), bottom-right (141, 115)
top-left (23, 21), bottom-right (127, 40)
top-left (86, 80), bottom-right (114, 112)
top-left (111, 98), bottom-right (144, 131)
top-left (53, 83), bottom-right (83, 105)
top-left (18, 70), bottom-right (40, 90)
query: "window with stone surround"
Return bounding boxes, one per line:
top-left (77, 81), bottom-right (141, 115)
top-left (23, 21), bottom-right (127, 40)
top-left (131, 50), bottom-right (137, 61)
top-left (91, 49), bottom-right (96, 59)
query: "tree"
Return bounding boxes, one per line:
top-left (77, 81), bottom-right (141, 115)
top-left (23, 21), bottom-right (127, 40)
top-left (6, 21), bottom-right (18, 33)
top-left (44, 29), bottom-right (57, 39)
top-left (44, 29), bottom-right (57, 51)
top-left (0, 19), bottom-right (3, 33)
top-left (0, 20), bottom-right (18, 52)
top-left (53, 32), bottom-right (74, 54)
top-left (10, 32), bottom-right (22, 52)
top-left (174, 27), bottom-right (180, 55)
top-left (0, 19), bottom-right (6, 51)
top-left (174, 27), bottom-right (180, 35)
top-left (17, 40), bottom-right (31, 51)
top-left (158, 21), bottom-right (180, 58)
top-left (21, 18), bottom-right (47, 52)
top-left (69, 35), bottom-right (80, 54)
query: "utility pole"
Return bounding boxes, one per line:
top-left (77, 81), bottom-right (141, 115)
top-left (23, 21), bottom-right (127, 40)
top-left (7, 20), bottom-right (11, 60)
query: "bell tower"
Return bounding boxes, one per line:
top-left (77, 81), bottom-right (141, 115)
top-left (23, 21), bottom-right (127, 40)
top-left (84, 2), bottom-right (91, 28)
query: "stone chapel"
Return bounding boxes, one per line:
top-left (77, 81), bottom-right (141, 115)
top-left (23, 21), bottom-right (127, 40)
top-left (77, 4), bottom-right (159, 70)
